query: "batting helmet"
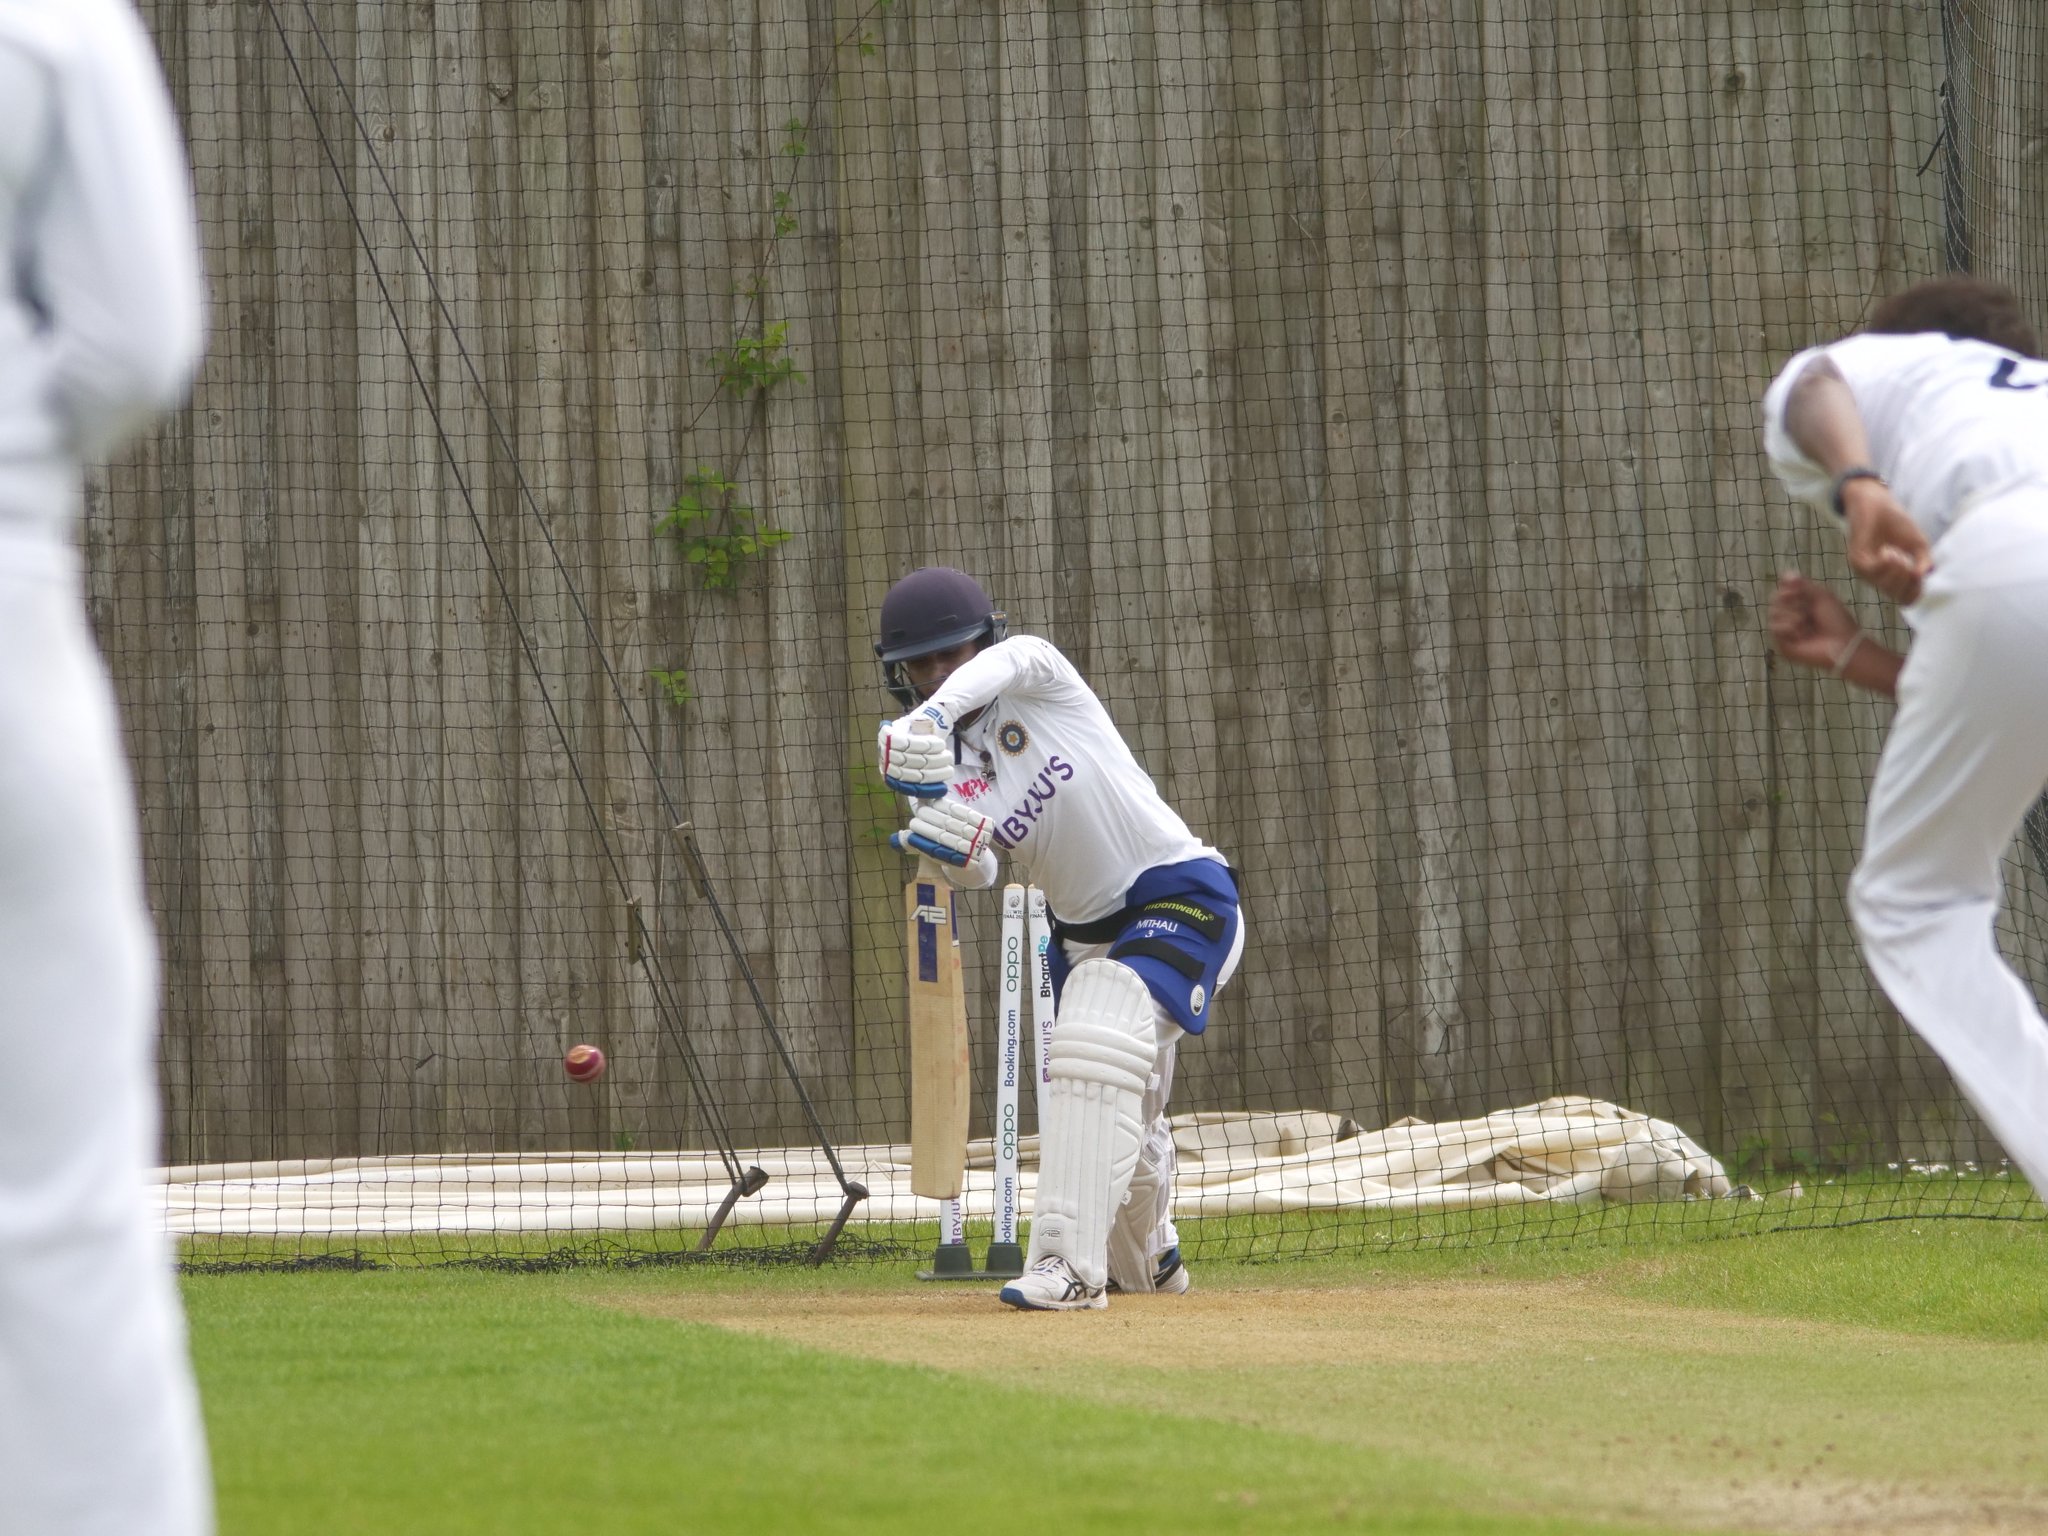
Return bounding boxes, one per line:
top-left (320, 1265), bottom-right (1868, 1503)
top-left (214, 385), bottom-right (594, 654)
top-left (875, 566), bottom-right (1008, 707)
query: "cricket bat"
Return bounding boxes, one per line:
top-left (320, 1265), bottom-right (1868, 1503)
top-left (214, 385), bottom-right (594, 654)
top-left (906, 855), bottom-right (971, 1199)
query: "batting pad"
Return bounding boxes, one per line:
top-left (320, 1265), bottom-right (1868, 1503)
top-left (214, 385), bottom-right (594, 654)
top-left (1025, 959), bottom-right (1158, 1292)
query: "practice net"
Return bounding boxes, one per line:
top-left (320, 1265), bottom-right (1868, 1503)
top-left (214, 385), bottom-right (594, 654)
top-left (111, 0), bottom-right (2046, 1270)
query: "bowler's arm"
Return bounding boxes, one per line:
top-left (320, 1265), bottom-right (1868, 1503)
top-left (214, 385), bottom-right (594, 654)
top-left (1778, 357), bottom-right (1932, 606)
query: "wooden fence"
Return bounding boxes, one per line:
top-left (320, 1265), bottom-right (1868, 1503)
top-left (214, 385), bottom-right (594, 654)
top-left (102, 0), bottom-right (2047, 1173)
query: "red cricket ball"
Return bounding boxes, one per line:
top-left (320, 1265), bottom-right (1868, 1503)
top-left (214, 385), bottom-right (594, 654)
top-left (563, 1043), bottom-right (607, 1083)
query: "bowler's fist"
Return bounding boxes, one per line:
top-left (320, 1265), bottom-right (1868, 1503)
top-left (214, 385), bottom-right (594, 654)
top-left (564, 1043), bottom-right (607, 1083)
top-left (1767, 569), bottom-right (1858, 673)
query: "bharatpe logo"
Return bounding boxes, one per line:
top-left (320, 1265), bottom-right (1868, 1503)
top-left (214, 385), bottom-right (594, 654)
top-left (1036, 933), bottom-right (1055, 1085)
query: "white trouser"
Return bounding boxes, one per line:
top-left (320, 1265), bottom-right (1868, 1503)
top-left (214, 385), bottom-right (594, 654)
top-left (0, 541), bottom-right (212, 1536)
top-left (1848, 493), bottom-right (2048, 1197)
top-left (1065, 910), bottom-right (1247, 1291)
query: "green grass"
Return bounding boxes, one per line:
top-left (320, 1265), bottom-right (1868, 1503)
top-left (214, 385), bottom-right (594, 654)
top-left (186, 1271), bottom-right (1599, 1536)
top-left (184, 1218), bottom-right (2048, 1535)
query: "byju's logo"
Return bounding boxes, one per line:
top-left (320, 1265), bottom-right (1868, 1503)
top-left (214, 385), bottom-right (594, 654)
top-left (990, 756), bottom-right (1077, 849)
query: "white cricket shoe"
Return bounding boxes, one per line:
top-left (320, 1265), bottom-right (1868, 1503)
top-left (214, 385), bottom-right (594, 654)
top-left (998, 1255), bottom-right (1106, 1311)
top-left (1106, 1245), bottom-right (1192, 1296)
top-left (1152, 1246), bottom-right (1192, 1295)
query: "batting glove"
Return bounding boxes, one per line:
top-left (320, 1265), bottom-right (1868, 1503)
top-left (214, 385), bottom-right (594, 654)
top-left (890, 796), bottom-right (995, 867)
top-left (876, 704), bottom-right (954, 798)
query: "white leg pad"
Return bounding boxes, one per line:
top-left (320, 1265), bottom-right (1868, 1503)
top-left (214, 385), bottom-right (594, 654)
top-left (1025, 960), bottom-right (1159, 1293)
top-left (1106, 1117), bottom-right (1177, 1292)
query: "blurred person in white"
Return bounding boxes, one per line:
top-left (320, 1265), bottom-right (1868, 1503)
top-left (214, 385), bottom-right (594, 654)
top-left (1763, 274), bottom-right (2048, 1203)
top-left (0, 2), bottom-right (212, 1533)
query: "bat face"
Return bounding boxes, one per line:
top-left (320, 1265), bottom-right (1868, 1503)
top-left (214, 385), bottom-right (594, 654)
top-left (907, 863), bottom-right (970, 1199)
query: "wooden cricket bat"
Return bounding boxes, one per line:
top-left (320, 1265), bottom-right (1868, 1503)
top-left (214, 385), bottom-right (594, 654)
top-left (906, 854), bottom-right (971, 1199)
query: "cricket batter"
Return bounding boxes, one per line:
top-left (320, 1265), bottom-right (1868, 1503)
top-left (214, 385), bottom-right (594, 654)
top-left (0, 3), bottom-right (213, 1532)
top-left (875, 567), bottom-right (1245, 1310)
top-left (1762, 274), bottom-right (2048, 1196)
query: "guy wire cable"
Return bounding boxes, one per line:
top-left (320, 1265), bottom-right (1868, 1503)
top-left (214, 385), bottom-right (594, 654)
top-left (260, 0), bottom-right (787, 1195)
top-left (269, 0), bottom-right (864, 1217)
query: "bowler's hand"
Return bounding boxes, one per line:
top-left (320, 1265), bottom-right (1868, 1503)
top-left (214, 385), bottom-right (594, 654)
top-left (1841, 480), bottom-right (1932, 605)
top-left (1768, 570), bottom-right (1860, 672)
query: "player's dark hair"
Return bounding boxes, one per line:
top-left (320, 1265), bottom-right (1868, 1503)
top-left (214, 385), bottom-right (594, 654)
top-left (1866, 276), bottom-right (2040, 358)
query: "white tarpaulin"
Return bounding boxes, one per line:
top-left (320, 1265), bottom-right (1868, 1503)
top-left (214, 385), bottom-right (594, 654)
top-left (158, 1096), bottom-right (1731, 1238)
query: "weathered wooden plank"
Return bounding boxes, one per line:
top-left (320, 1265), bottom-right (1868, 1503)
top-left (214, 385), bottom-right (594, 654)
top-left (759, 0), bottom-right (856, 1149)
top-left (1074, 0), bottom-right (1166, 771)
top-left (1342, 0), bottom-right (1425, 1131)
top-left (1042, 0), bottom-right (1096, 662)
top-left (633, 0), bottom-right (711, 1158)
top-left (983, 0), bottom-right (1063, 1134)
top-left (685, 0), bottom-right (806, 1150)
top-left (345, 0), bottom-right (452, 1153)
top-left (1199, 1), bottom-right (1336, 1117)
top-left (190, 0), bottom-right (267, 1162)
top-left (992, 0), bottom-right (1060, 642)
top-left (573, 0), bottom-right (667, 1159)
top-left (412, 0), bottom-right (517, 1158)
top-left (904, 0), bottom-right (1002, 1130)
top-left (1699, 0), bottom-right (1812, 1168)
top-left (1568, 3), bottom-right (1659, 1127)
top-left (1622, 0), bottom-right (1718, 1147)
top-left (835, 0), bottom-right (918, 1150)
top-left (1312, 0), bottom-right (1391, 1131)
top-left (1474, 0), bottom-right (1569, 1115)
top-left (1388, 0), bottom-right (1492, 1122)
top-left (269, 0), bottom-right (371, 1160)
top-left (1142, 0), bottom-right (1232, 1113)
top-left (1952, 0), bottom-right (2048, 316)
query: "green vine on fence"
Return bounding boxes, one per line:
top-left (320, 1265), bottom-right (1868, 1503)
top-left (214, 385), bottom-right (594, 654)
top-left (649, 5), bottom-right (901, 714)
top-left (657, 469), bottom-right (794, 592)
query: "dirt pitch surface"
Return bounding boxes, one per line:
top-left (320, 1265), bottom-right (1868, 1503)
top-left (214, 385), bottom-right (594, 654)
top-left (608, 1276), bottom-right (2048, 1536)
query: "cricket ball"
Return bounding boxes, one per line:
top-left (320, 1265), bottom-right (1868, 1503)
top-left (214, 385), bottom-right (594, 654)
top-left (564, 1043), bottom-right (607, 1083)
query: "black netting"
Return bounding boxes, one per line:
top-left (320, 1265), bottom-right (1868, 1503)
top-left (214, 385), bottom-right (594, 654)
top-left (112, 1), bottom-right (2045, 1272)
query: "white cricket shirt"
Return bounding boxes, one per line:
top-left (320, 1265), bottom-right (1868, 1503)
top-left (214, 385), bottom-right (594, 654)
top-left (0, 0), bottom-right (205, 536)
top-left (925, 635), bottom-right (1220, 924)
top-left (1763, 331), bottom-right (2048, 548)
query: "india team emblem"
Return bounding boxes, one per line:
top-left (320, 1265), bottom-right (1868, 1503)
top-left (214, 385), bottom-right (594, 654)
top-left (1190, 984), bottom-right (1206, 1017)
top-left (997, 720), bottom-right (1029, 755)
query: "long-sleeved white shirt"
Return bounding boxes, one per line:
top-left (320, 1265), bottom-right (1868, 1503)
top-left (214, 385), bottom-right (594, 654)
top-left (925, 635), bottom-right (1222, 924)
top-left (0, 0), bottom-right (204, 531)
